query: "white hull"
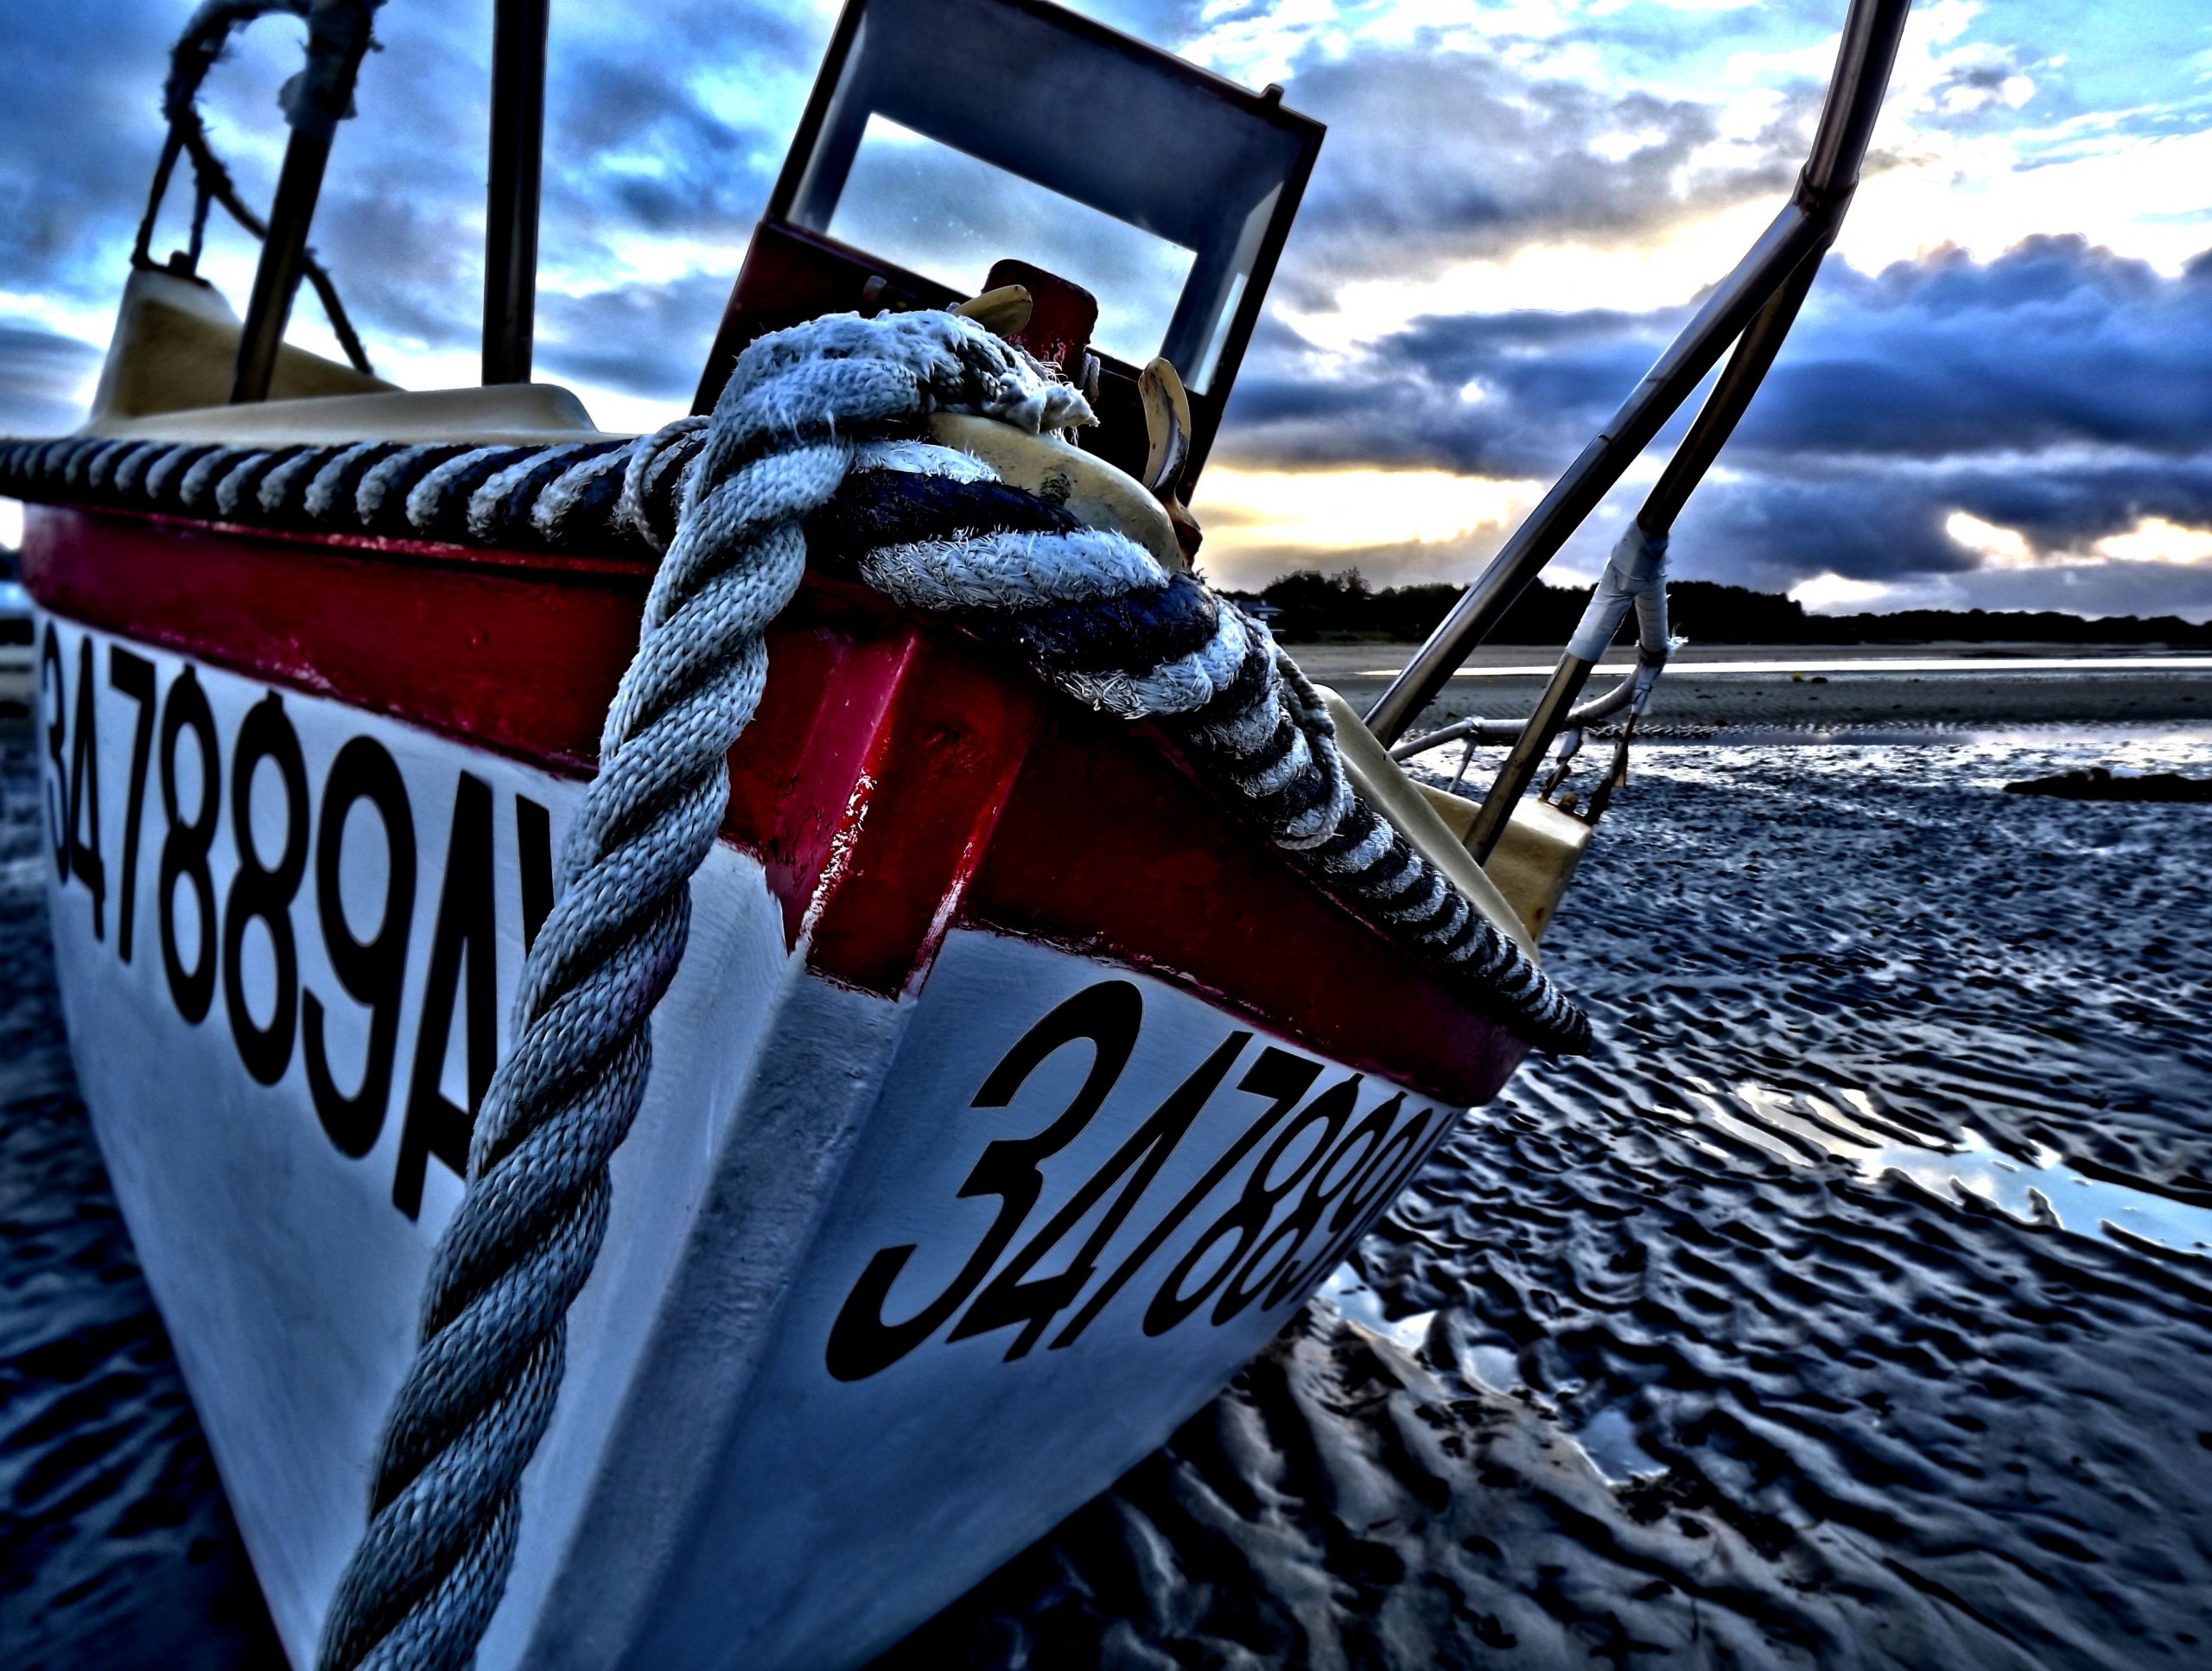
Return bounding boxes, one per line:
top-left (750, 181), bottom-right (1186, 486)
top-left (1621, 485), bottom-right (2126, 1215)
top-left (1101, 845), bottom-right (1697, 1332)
top-left (38, 612), bottom-right (1465, 1668)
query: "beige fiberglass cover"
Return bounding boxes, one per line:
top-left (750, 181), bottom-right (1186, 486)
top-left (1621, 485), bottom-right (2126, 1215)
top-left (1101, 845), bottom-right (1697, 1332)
top-left (1318, 689), bottom-right (1538, 956)
top-left (79, 280), bottom-right (1183, 562)
top-left (84, 266), bottom-right (607, 444)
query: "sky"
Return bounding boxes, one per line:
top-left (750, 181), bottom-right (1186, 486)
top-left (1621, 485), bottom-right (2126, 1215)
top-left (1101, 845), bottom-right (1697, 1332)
top-left (1, 0), bottom-right (2209, 618)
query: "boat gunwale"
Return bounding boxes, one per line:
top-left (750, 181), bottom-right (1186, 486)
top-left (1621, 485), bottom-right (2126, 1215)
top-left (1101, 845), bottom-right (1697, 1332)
top-left (22, 500), bottom-right (1535, 1107)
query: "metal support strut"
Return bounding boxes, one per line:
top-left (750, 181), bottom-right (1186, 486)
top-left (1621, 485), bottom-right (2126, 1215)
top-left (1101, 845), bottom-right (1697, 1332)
top-left (483, 0), bottom-right (550, 384)
top-left (1363, 0), bottom-right (1912, 861)
top-left (230, 0), bottom-right (382, 403)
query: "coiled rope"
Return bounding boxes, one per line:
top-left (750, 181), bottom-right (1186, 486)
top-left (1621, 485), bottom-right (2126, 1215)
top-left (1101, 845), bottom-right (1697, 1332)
top-left (0, 308), bottom-right (1586, 1668)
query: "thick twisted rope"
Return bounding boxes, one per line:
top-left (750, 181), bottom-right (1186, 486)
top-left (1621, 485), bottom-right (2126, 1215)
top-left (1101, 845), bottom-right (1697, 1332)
top-left (1, 310), bottom-right (1586, 1665)
top-left (305, 313), bottom-right (1091, 1668)
top-left (807, 466), bottom-right (1582, 1035)
top-left (0, 409), bottom-right (1587, 1052)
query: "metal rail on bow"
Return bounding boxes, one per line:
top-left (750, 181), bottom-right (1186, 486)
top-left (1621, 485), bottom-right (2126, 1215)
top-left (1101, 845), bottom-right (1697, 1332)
top-left (1363, 0), bottom-right (1913, 862)
top-left (137, 0), bottom-right (556, 397)
top-left (131, 0), bottom-right (383, 389)
top-left (228, 0), bottom-right (383, 403)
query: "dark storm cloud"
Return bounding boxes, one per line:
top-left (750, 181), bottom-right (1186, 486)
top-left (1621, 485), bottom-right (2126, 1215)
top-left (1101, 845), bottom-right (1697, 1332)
top-left (1234, 238), bottom-right (2212, 474)
top-left (1675, 460), bottom-right (2212, 621)
top-left (539, 9), bottom-right (814, 240)
top-left (1220, 303), bottom-right (1668, 479)
top-left (1272, 48), bottom-right (1810, 285)
top-left (532, 272), bottom-right (734, 402)
top-left (1216, 236), bottom-right (2212, 615)
top-left (1730, 239), bottom-right (2212, 461)
top-left (1675, 454), bottom-right (2212, 584)
top-left (0, 3), bottom-right (184, 298)
top-left (0, 324), bottom-right (103, 435)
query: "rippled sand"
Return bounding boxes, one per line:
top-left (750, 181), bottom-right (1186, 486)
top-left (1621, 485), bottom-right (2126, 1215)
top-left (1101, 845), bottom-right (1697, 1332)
top-left (5, 719), bottom-right (2210, 1668)
top-left (881, 727), bottom-right (2212, 1669)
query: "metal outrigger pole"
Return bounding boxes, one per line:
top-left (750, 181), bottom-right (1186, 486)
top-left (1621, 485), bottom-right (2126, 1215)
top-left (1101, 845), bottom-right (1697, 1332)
top-left (222, 0), bottom-right (548, 397)
top-left (231, 0), bottom-right (383, 403)
top-left (483, 0), bottom-right (550, 383)
top-left (1362, 0), bottom-right (1913, 861)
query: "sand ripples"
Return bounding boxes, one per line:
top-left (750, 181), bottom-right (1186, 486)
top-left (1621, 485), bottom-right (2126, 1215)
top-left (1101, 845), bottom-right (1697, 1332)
top-left (4, 718), bottom-right (2209, 1668)
top-left (892, 727), bottom-right (2212, 1668)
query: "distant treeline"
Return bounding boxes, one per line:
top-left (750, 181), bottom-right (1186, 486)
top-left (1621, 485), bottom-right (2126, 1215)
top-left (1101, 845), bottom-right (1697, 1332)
top-left (1231, 569), bottom-right (2212, 646)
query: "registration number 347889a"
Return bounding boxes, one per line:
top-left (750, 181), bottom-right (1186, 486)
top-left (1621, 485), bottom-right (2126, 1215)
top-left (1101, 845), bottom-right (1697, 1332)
top-left (37, 615), bottom-right (1457, 1375)
top-left (36, 618), bottom-right (555, 1222)
top-left (824, 978), bottom-right (1451, 1381)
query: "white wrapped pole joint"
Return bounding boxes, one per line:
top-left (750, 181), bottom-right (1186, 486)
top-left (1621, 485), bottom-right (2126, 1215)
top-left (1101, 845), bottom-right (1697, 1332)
top-left (1565, 523), bottom-right (1670, 663)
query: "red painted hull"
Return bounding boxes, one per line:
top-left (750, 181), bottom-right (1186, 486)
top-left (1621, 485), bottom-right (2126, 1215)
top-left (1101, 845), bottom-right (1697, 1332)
top-left (21, 503), bottom-right (1528, 1109)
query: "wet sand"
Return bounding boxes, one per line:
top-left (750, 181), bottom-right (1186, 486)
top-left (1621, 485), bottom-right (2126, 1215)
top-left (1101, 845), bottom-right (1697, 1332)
top-left (1294, 643), bottom-right (2212, 735)
top-left (6, 717), bottom-right (2212, 1668)
top-left (882, 723), bottom-right (2212, 1668)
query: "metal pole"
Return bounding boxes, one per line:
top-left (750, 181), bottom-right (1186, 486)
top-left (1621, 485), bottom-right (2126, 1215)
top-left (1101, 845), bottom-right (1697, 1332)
top-left (231, 0), bottom-right (381, 403)
top-left (1360, 202), bottom-right (1824, 746)
top-left (484, 0), bottom-right (550, 384)
top-left (1361, 0), bottom-right (1911, 748)
top-left (1461, 654), bottom-right (1596, 859)
top-left (1641, 251), bottom-right (1825, 533)
top-left (1460, 253), bottom-right (1829, 861)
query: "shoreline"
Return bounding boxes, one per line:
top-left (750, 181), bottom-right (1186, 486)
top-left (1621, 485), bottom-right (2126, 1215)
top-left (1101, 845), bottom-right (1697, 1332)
top-left (11, 642), bottom-right (2212, 734)
top-left (1288, 642), bottom-right (2212, 734)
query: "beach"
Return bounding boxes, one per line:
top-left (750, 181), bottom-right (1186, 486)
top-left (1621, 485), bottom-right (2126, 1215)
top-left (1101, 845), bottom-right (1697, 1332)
top-left (885, 716), bottom-right (2212, 1668)
top-left (5, 696), bottom-right (2211, 1667)
top-left (1294, 642), bottom-right (2212, 735)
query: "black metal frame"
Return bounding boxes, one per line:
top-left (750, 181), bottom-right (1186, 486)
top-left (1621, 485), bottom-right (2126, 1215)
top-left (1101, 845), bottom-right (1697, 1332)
top-left (483, 0), bottom-right (550, 384)
top-left (213, 0), bottom-right (1322, 480)
top-left (221, 0), bottom-right (550, 397)
top-left (1362, 0), bottom-right (1913, 858)
top-left (756, 0), bottom-right (1322, 485)
top-left (230, 0), bottom-right (382, 403)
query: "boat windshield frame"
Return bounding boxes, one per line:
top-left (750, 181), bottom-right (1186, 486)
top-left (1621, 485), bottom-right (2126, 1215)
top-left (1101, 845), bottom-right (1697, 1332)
top-left (766, 0), bottom-right (1321, 415)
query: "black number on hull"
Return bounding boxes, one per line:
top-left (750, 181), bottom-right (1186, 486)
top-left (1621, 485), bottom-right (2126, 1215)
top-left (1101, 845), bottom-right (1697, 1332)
top-left (40, 625), bottom-right (67, 881)
top-left (1188, 1075), bottom-right (1363, 1331)
top-left (517, 794), bottom-right (553, 953)
top-left (158, 667), bottom-right (221, 1024)
top-left (304, 737), bottom-right (417, 1157)
top-left (1258, 1094), bottom-right (1408, 1309)
top-left (1142, 1060), bottom-right (1352, 1335)
top-left (394, 772), bottom-right (499, 1219)
top-left (949, 1030), bottom-right (1249, 1361)
top-left (1270, 1103), bottom-right (1440, 1309)
top-left (223, 694), bottom-right (309, 1085)
top-left (824, 980), bottom-right (1143, 1382)
top-left (1053, 1046), bottom-right (1321, 1347)
top-left (1230, 1089), bottom-right (1405, 1322)
top-left (67, 636), bottom-right (106, 937)
top-left (108, 647), bottom-right (158, 963)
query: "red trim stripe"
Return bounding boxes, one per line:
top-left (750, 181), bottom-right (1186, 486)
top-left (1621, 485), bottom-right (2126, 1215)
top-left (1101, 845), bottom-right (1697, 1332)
top-left (22, 505), bottom-right (1526, 1105)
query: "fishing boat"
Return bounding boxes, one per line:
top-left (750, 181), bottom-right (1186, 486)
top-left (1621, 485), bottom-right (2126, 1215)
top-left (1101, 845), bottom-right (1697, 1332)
top-left (3, 0), bottom-right (1910, 1664)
